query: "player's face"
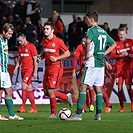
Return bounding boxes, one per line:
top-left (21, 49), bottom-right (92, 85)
top-left (118, 30), bottom-right (127, 42)
top-left (81, 38), bottom-right (86, 48)
top-left (86, 17), bottom-right (93, 26)
top-left (3, 29), bottom-right (13, 40)
top-left (43, 25), bottom-right (54, 37)
top-left (17, 36), bottom-right (26, 45)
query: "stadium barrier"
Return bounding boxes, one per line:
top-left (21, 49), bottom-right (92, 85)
top-left (1, 53), bottom-right (131, 105)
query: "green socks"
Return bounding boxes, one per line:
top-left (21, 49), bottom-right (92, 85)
top-left (96, 92), bottom-right (102, 114)
top-left (5, 98), bottom-right (15, 116)
top-left (76, 91), bottom-right (86, 114)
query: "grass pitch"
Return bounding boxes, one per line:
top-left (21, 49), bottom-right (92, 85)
top-left (0, 103), bottom-right (133, 133)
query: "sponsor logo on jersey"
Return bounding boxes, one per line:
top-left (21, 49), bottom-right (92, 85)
top-left (43, 48), bottom-right (56, 52)
top-left (20, 53), bottom-right (29, 56)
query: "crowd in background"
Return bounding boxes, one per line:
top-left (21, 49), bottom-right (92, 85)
top-left (0, 0), bottom-right (128, 54)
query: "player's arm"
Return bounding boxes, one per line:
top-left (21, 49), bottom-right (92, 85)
top-left (37, 51), bottom-right (45, 63)
top-left (33, 56), bottom-right (38, 78)
top-left (85, 39), bottom-right (92, 60)
top-left (110, 46), bottom-right (128, 59)
top-left (72, 48), bottom-right (81, 78)
top-left (13, 56), bottom-right (21, 75)
top-left (50, 50), bottom-right (70, 62)
top-left (104, 43), bottom-right (116, 56)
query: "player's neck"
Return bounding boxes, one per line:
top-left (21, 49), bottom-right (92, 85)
top-left (47, 34), bottom-right (54, 40)
top-left (91, 22), bottom-right (98, 27)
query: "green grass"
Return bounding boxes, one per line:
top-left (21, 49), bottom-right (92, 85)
top-left (0, 103), bottom-right (133, 133)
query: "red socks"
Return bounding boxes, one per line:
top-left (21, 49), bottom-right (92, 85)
top-left (54, 91), bottom-right (68, 100)
top-left (28, 90), bottom-right (36, 110)
top-left (21, 89), bottom-right (28, 108)
top-left (50, 97), bottom-right (56, 115)
top-left (103, 90), bottom-right (110, 107)
top-left (118, 91), bottom-right (124, 108)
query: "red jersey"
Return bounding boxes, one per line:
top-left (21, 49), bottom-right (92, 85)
top-left (73, 44), bottom-right (85, 70)
top-left (18, 42), bottom-right (37, 70)
top-left (42, 35), bottom-right (68, 66)
top-left (111, 38), bottom-right (133, 69)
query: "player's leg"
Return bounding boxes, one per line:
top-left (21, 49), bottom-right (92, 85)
top-left (102, 85), bottom-right (112, 113)
top-left (117, 77), bottom-right (124, 112)
top-left (125, 68), bottom-right (133, 112)
top-left (47, 88), bottom-right (57, 118)
top-left (17, 70), bottom-right (28, 113)
top-left (0, 89), bottom-right (8, 120)
top-left (3, 72), bottom-right (24, 120)
top-left (102, 90), bottom-right (112, 113)
top-left (45, 66), bottom-right (64, 118)
top-left (54, 91), bottom-right (73, 107)
top-left (27, 84), bottom-right (37, 113)
top-left (66, 67), bottom-right (94, 120)
top-left (88, 86), bottom-right (95, 112)
top-left (93, 67), bottom-right (104, 120)
top-left (93, 86), bottom-right (102, 120)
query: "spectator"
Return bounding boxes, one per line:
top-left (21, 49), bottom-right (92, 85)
top-left (0, 0), bottom-right (11, 30)
top-left (23, 16), bottom-right (36, 43)
top-left (49, 10), bottom-right (64, 41)
top-left (68, 14), bottom-right (81, 52)
top-left (13, 0), bottom-right (28, 23)
top-left (26, 0), bottom-right (43, 26)
top-left (35, 18), bottom-right (43, 54)
top-left (103, 22), bottom-right (110, 35)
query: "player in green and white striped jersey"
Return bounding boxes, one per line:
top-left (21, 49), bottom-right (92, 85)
top-left (0, 23), bottom-right (24, 120)
top-left (66, 11), bottom-right (116, 121)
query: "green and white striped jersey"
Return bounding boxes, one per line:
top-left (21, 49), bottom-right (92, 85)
top-left (0, 36), bottom-right (9, 72)
top-left (86, 26), bottom-right (115, 67)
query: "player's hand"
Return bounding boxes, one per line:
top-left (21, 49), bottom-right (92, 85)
top-left (105, 61), bottom-right (112, 70)
top-left (0, 62), bottom-right (2, 66)
top-left (128, 54), bottom-right (133, 57)
top-left (33, 72), bottom-right (37, 79)
top-left (50, 56), bottom-right (57, 62)
top-left (37, 57), bottom-right (41, 63)
top-left (85, 55), bottom-right (93, 60)
top-left (13, 69), bottom-right (17, 75)
top-left (120, 51), bottom-right (128, 57)
top-left (72, 70), bottom-right (76, 79)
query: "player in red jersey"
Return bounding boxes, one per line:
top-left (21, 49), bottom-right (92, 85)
top-left (72, 37), bottom-right (95, 113)
top-left (38, 21), bottom-right (73, 118)
top-left (111, 28), bottom-right (133, 112)
top-left (13, 33), bottom-right (38, 113)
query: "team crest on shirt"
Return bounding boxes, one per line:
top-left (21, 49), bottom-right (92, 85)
top-left (125, 43), bottom-right (129, 47)
top-left (25, 49), bottom-right (28, 52)
top-left (4, 46), bottom-right (8, 54)
top-left (52, 43), bottom-right (55, 47)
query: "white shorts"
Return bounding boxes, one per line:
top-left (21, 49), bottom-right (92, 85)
top-left (81, 67), bottom-right (104, 86)
top-left (0, 72), bottom-right (11, 88)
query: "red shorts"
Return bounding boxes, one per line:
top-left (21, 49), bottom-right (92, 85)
top-left (116, 68), bottom-right (131, 85)
top-left (21, 68), bottom-right (33, 84)
top-left (43, 65), bottom-right (63, 89)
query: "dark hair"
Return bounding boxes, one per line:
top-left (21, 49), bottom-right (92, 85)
top-left (43, 21), bottom-right (54, 29)
top-left (117, 27), bottom-right (127, 32)
top-left (85, 10), bottom-right (98, 22)
top-left (1, 23), bottom-right (14, 33)
top-left (17, 32), bottom-right (26, 38)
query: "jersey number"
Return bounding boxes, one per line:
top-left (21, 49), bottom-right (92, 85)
top-left (98, 34), bottom-right (107, 50)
